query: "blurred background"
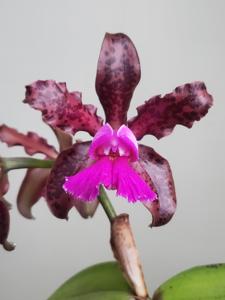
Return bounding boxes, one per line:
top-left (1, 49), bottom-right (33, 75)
top-left (0, 0), bottom-right (224, 299)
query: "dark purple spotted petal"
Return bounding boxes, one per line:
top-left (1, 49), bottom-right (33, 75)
top-left (46, 141), bottom-right (99, 219)
top-left (138, 144), bottom-right (176, 227)
top-left (128, 82), bottom-right (213, 140)
top-left (17, 168), bottom-right (50, 219)
top-left (95, 33), bottom-right (141, 129)
top-left (0, 199), bottom-right (15, 251)
top-left (24, 80), bottom-right (103, 136)
top-left (0, 124), bottom-right (57, 158)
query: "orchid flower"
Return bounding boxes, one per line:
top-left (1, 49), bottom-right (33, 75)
top-left (0, 33), bottom-right (212, 250)
top-left (24, 33), bottom-right (212, 227)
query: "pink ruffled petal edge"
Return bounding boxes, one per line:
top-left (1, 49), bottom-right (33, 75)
top-left (63, 156), bottom-right (156, 203)
top-left (113, 157), bottom-right (157, 202)
top-left (63, 156), bottom-right (113, 201)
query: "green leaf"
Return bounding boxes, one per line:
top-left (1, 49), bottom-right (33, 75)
top-left (57, 291), bottom-right (134, 300)
top-left (48, 261), bottom-right (135, 300)
top-left (153, 263), bottom-right (225, 300)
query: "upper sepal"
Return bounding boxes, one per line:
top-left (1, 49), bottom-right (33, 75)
top-left (96, 33), bottom-right (141, 129)
top-left (46, 141), bottom-right (99, 219)
top-left (24, 80), bottom-right (103, 136)
top-left (129, 82), bottom-right (213, 140)
top-left (138, 145), bottom-right (176, 227)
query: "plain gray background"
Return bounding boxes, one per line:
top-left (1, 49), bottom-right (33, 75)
top-left (0, 0), bottom-right (224, 299)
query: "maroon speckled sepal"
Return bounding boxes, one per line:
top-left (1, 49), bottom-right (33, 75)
top-left (0, 124), bottom-right (57, 158)
top-left (24, 80), bottom-right (103, 136)
top-left (138, 145), bottom-right (176, 227)
top-left (129, 82), bottom-right (213, 140)
top-left (46, 141), bottom-right (99, 219)
top-left (96, 33), bottom-right (141, 129)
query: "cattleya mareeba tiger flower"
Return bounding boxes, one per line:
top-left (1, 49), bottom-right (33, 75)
top-left (0, 32), bottom-right (213, 250)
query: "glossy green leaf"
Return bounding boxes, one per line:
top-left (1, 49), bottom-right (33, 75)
top-left (48, 261), bottom-right (135, 300)
top-left (57, 291), bottom-right (134, 300)
top-left (153, 263), bottom-right (225, 300)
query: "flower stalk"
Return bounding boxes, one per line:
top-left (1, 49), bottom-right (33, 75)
top-left (0, 157), bottom-right (54, 172)
top-left (98, 185), bottom-right (117, 222)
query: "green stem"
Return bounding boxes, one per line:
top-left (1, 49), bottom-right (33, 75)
top-left (98, 185), bottom-right (117, 222)
top-left (0, 157), bottom-right (54, 171)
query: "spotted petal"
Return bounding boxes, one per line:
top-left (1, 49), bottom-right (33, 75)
top-left (0, 124), bottom-right (57, 158)
top-left (137, 145), bottom-right (176, 227)
top-left (47, 142), bottom-right (99, 219)
top-left (24, 80), bottom-right (103, 136)
top-left (0, 158), bottom-right (9, 198)
top-left (128, 82), bottom-right (213, 140)
top-left (96, 33), bottom-right (141, 129)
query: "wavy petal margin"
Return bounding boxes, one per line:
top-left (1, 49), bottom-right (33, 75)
top-left (0, 124), bottom-right (57, 158)
top-left (129, 82), bottom-right (213, 140)
top-left (138, 145), bottom-right (176, 227)
top-left (24, 80), bottom-right (103, 136)
top-left (46, 142), bottom-right (99, 219)
top-left (96, 33), bottom-right (141, 129)
top-left (17, 168), bottom-right (50, 219)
